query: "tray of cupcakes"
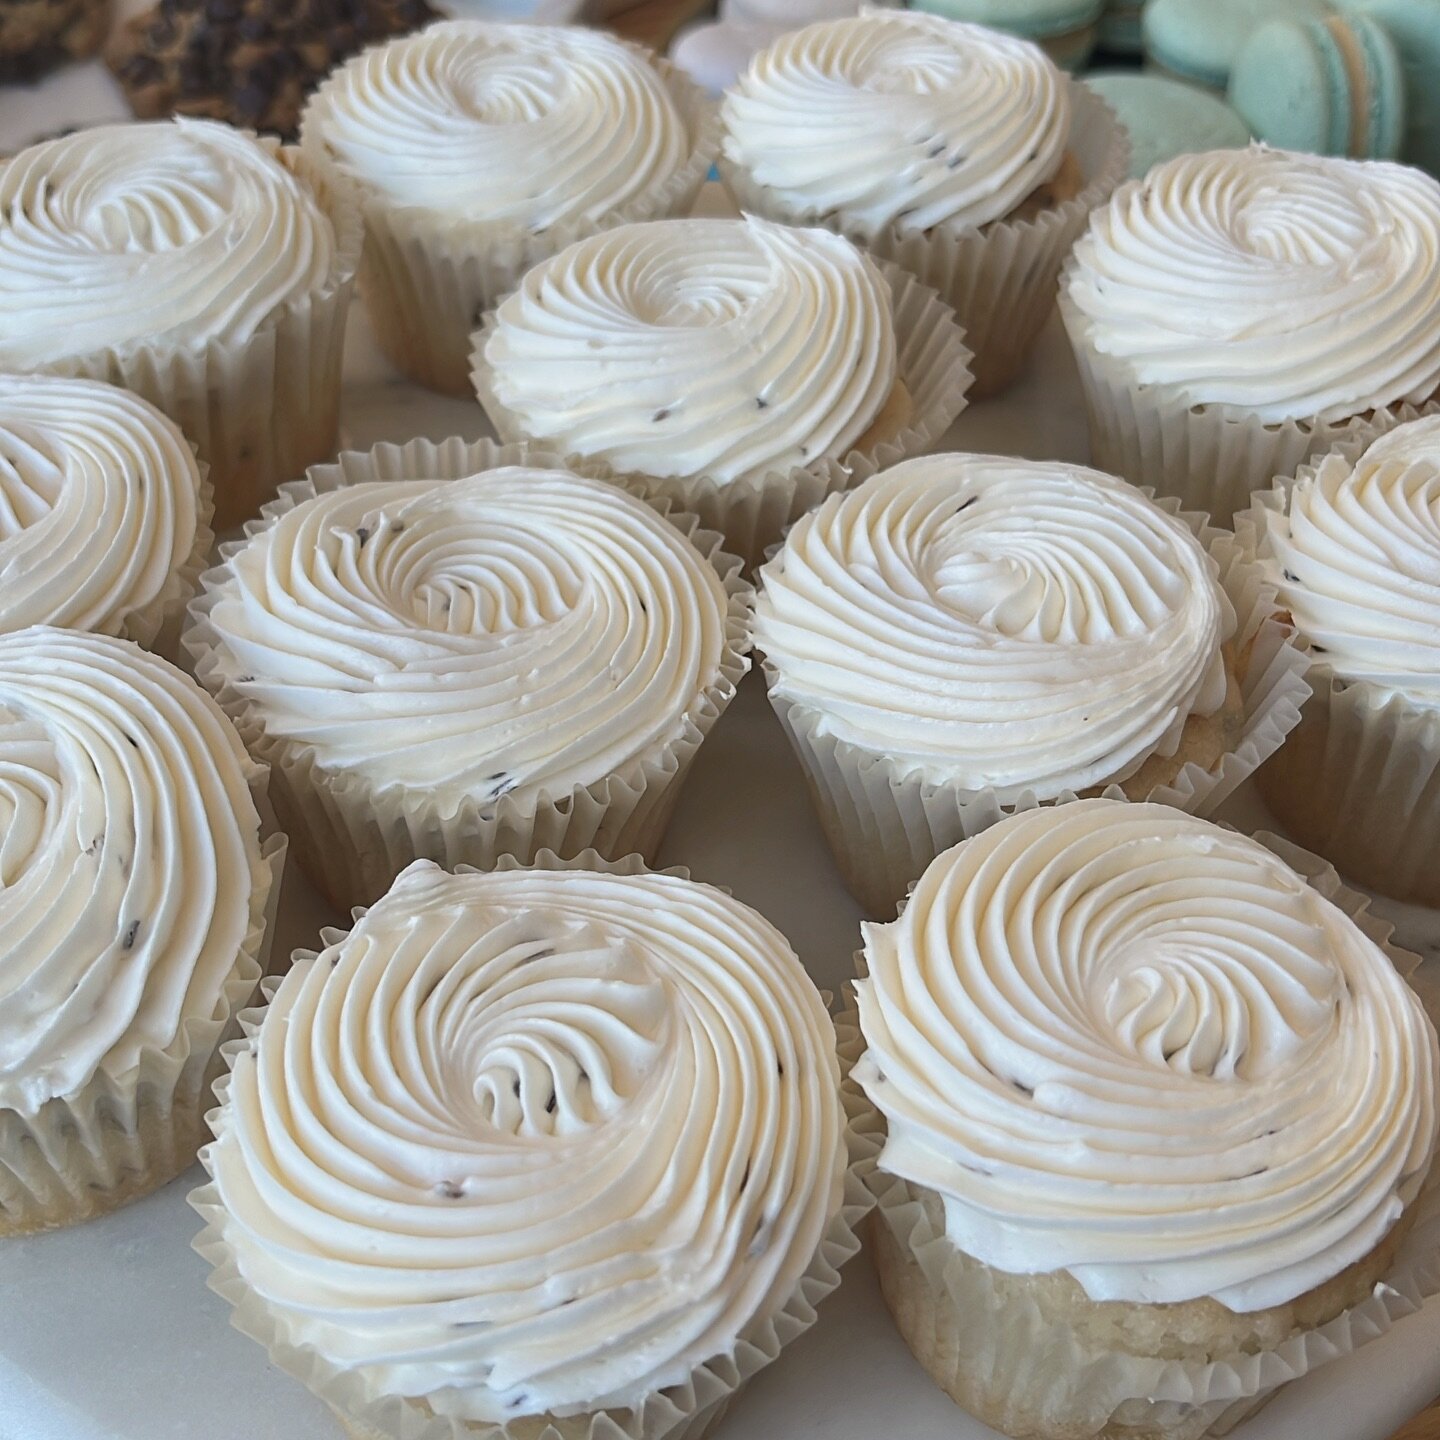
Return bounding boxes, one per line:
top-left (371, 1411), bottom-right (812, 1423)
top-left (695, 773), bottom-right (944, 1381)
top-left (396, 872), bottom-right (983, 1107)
top-left (1, 7), bottom-right (1440, 1440)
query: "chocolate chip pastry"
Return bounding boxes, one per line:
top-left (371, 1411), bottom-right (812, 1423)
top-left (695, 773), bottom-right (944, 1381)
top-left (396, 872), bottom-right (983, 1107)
top-left (0, 0), bottom-right (109, 83)
top-left (105, 0), bottom-right (437, 140)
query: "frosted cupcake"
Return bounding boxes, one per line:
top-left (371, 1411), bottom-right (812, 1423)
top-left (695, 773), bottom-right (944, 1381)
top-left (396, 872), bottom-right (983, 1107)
top-left (856, 799), bottom-right (1439, 1440)
top-left (473, 215), bottom-right (971, 566)
top-left (1061, 146), bottom-right (1440, 526)
top-left (194, 854), bottom-right (875, 1440)
top-left (755, 452), bottom-right (1309, 915)
top-left (0, 628), bottom-right (283, 1236)
top-left (185, 439), bottom-right (751, 909)
top-left (1242, 416), bottom-right (1440, 906)
top-left (300, 20), bottom-right (717, 396)
top-left (720, 8), bottom-right (1127, 396)
top-left (0, 119), bottom-right (361, 530)
top-left (0, 374), bottom-right (211, 659)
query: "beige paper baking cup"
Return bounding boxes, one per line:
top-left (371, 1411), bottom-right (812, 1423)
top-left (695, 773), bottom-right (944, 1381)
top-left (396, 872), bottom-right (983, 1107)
top-left (0, 766), bottom-right (286, 1238)
top-left (37, 141), bottom-right (362, 534)
top-left (1059, 284), bottom-right (1440, 529)
top-left (184, 437), bottom-right (754, 912)
top-left (309, 53), bottom-right (719, 398)
top-left (190, 848), bottom-right (883, 1440)
top-left (763, 498), bottom-right (1312, 917)
top-left (853, 846), bottom-right (1440, 1440)
top-left (473, 261), bottom-right (974, 570)
top-left (718, 82), bottom-right (1128, 399)
top-left (1239, 467), bottom-right (1440, 907)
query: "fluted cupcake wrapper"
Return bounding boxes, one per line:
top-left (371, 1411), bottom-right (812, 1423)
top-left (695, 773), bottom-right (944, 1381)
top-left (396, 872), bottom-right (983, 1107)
top-left (334, 53), bottom-right (720, 399)
top-left (763, 495), bottom-right (1312, 917)
top-left (848, 848), bottom-right (1440, 1440)
top-left (183, 436), bottom-right (754, 913)
top-left (473, 261), bottom-right (974, 571)
top-left (1238, 474), bottom-right (1440, 906)
top-left (38, 141), bottom-right (363, 533)
top-left (189, 848), bottom-right (883, 1440)
top-left (718, 82), bottom-right (1128, 399)
top-left (0, 764), bottom-right (286, 1238)
top-left (1058, 282), bottom-right (1440, 529)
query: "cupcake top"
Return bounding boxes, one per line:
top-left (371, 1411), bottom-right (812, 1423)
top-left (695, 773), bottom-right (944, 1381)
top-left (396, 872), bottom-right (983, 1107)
top-left (204, 859), bottom-right (846, 1420)
top-left (194, 468), bottom-right (743, 806)
top-left (0, 628), bottom-right (270, 1114)
top-left (301, 20), bottom-right (697, 228)
top-left (0, 374), bottom-right (205, 643)
top-left (0, 118), bottom-right (341, 369)
top-left (754, 453), bottom-right (1233, 799)
top-left (1063, 146), bottom-right (1440, 424)
top-left (1256, 419), bottom-right (1440, 707)
top-left (855, 800), bottom-right (1439, 1311)
top-left (478, 216), bottom-right (898, 485)
top-left (721, 8), bottom-right (1071, 237)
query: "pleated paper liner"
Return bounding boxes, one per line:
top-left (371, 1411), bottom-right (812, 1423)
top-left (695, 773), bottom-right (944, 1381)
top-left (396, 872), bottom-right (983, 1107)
top-left (718, 81), bottom-right (1128, 399)
top-left (39, 140), bottom-right (363, 533)
top-left (0, 761), bottom-right (286, 1238)
top-left (848, 841), bottom-right (1440, 1440)
top-left (183, 436), bottom-right (754, 913)
top-left (760, 490), bottom-right (1312, 917)
top-left (473, 260), bottom-right (974, 571)
top-left (1239, 460), bottom-right (1440, 907)
top-left (190, 848), bottom-right (883, 1440)
top-left (1059, 282), bottom-right (1440, 530)
top-left (306, 51), bottom-right (720, 398)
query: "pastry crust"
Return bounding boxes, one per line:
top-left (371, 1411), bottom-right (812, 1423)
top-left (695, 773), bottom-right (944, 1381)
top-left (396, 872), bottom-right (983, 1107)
top-left (0, 0), bottom-right (108, 84)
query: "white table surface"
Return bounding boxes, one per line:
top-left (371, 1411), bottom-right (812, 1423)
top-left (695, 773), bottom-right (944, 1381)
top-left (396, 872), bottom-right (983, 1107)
top-left (2, 56), bottom-right (1440, 1440)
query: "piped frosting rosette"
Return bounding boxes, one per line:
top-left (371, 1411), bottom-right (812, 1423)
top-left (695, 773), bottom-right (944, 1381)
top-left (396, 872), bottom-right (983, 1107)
top-left (0, 627), bottom-right (284, 1236)
top-left (184, 437), bottom-right (752, 910)
top-left (473, 216), bottom-right (972, 567)
top-left (1060, 146), bottom-right (1440, 525)
top-left (719, 9), bottom-right (1127, 396)
top-left (300, 21), bottom-right (719, 396)
top-left (1240, 419), bottom-right (1440, 904)
top-left (0, 118), bottom-right (361, 529)
top-left (851, 801), bottom-right (1440, 1438)
top-left (192, 851), bottom-right (880, 1440)
top-left (755, 452), bottom-right (1310, 915)
top-left (0, 374), bottom-right (212, 657)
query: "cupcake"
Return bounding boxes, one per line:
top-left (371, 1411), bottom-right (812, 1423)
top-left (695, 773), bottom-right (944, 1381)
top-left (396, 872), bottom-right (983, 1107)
top-left (1242, 416), bottom-right (1440, 906)
top-left (185, 438), bottom-right (751, 910)
top-left (0, 373), bottom-right (211, 659)
top-left (473, 215), bottom-right (972, 566)
top-left (0, 627), bottom-right (284, 1236)
top-left (719, 8), bottom-right (1127, 396)
top-left (1060, 146), bottom-right (1440, 526)
top-left (300, 20), bottom-right (718, 396)
top-left (0, 118), bottom-right (362, 531)
top-left (855, 799), bottom-right (1439, 1440)
top-left (754, 452), bottom-right (1309, 915)
top-left (193, 852), bottom-right (876, 1440)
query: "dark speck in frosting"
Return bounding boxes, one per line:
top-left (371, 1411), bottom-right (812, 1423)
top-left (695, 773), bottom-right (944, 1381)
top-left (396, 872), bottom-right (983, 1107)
top-left (545, 1092), bottom-right (557, 1114)
top-left (1283, 569), bottom-right (1300, 584)
top-left (123, 733), bottom-right (139, 749)
top-left (653, 408), bottom-right (672, 423)
top-left (739, 1160), bottom-right (751, 1194)
top-left (927, 143), bottom-right (946, 160)
top-left (947, 154), bottom-right (966, 170)
top-left (435, 1179), bottom-right (464, 1200)
top-left (121, 919), bottom-right (141, 951)
top-left (390, 521), bottom-right (405, 534)
top-left (756, 396), bottom-right (769, 410)
top-left (512, 1078), bottom-right (521, 1098)
top-left (356, 526), bottom-right (371, 547)
top-left (955, 497), bottom-right (977, 514)
top-left (1010, 1078), bottom-right (1034, 1098)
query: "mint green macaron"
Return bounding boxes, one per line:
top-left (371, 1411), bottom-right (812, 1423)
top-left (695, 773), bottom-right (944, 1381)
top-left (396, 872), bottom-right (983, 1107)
top-left (1142, 0), bottom-right (1333, 90)
top-left (1098, 0), bottom-right (1144, 53)
top-left (1336, 0), bottom-right (1440, 173)
top-left (1085, 73), bottom-right (1252, 178)
top-left (909, 0), bottom-right (1105, 68)
top-left (1229, 13), bottom-right (1406, 158)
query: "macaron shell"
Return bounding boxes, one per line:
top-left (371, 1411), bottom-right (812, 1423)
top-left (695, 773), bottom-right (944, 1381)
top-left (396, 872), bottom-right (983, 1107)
top-left (1084, 72), bottom-right (1252, 177)
top-left (1339, 0), bottom-right (1440, 172)
top-left (1143, 0), bottom-right (1332, 89)
top-left (907, 0), bottom-right (1104, 35)
top-left (1349, 11), bottom-right (1406, 157)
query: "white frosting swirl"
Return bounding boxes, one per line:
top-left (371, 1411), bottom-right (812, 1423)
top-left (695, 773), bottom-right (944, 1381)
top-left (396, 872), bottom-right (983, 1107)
top-left (755, 454), bottom-right (1233, 799)
top-left (0, 628), bottom-right (268, 1113)
top-left (1064, 146), bottom-right (1440, 423)
top-left (205, 860), bottom-right (845, 1419)
top-left (0, 119), bottom-right (339, 368)
top-left (0, 374), bottom-right (203, 642)
top-left (855, 800), bottom-right (1439, 1311)
top-left (302, 21), bottom-right (694, 228)
top-left (1260, 426), bottom-right (1440, 707)
top-left (480, 217), bottom-right (898, 485)
top-left (721, 9), bottom-right (1071, 236)
top-left (200, 469), bottom-right (738, 805)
